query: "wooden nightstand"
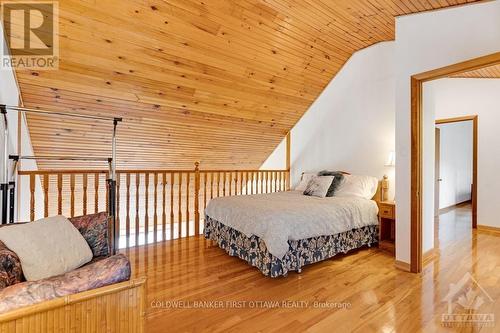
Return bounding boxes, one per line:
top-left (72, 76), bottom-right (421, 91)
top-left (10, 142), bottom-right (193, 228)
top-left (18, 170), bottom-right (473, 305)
top-left (378, 201), bottom-right (396, 255)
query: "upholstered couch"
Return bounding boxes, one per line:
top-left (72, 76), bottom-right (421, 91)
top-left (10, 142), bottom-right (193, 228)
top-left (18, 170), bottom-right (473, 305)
top-left (0, 212), bottom-right (131, 314)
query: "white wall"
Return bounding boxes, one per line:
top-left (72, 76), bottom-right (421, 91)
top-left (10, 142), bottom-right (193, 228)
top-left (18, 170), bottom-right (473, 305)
top-left (262, 42), bottom-right (396, 198)
top-left (0, 22), bottom-right (42, 221)
top-left (0, 23), bottom-right (20, 181)
top-left (430, 78), bottom-right (500, 227)
top-left (436, 120), bottom-right (473, 209)
top-left (261, 137), bottom-right (286, 170)
top-left (395, 1), bottom-right (500, 262)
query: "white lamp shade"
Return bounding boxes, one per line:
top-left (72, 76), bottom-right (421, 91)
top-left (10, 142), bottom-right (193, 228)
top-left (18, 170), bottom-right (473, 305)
top-left (385, 151), bottom-right (395, 167)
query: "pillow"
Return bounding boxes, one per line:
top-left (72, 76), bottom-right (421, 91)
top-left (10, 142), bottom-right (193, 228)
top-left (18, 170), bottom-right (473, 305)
top-left (318, 170), bottom-right (346, 197)
top-left (294, 172), bottom-right (316, 192)
top-left (0, 216), bottom-right (93, 281)
top-left (69, 212), bottom-right (109, 257)
top-left (335, 175), bottom-right (379, 200)
top-left (303, 176), bottom-right (335, 198)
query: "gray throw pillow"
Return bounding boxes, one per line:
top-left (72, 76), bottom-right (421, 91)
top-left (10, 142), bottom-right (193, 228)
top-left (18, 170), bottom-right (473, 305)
top-left (303, 176), bottom-right (334, 198)
top-left (318, 170), bottom-right (345, 197)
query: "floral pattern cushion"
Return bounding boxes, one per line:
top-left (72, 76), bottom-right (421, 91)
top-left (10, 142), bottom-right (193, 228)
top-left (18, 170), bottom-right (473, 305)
top-left (0, 254), bottom-right (130, 314)
top-left (69, 212), bottom-right (110, 257)
top-left (0, 241), bottom-right (23, 289)
top-left (204, 215), bottom-right (378, 278)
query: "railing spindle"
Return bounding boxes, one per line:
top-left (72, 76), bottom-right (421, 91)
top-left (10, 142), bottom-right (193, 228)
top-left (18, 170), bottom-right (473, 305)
top-left (251, 172), bottom-right (255, 194)
top-left (222, 172), bottom-right (226, 197)
top-left (116, 173), bottom-right (121, 242)
top-left (203, 172), bottom-right (207, 210)
top-left (126, 173), bottom-right (130, 246)
top-left (233, 172), bottom-right (237, 196)
top-left (29, 174), bottom-right (35, 221)
top-left (260, 172), bottom-right (263, 194)
top-left (244, 172), bottom-right (248, 195)
top-left (94, 173), bottom-right (99, 214)
top-left (210, 172), bottom-right (214, 200)
top-left (162, 172), bottom-right (167, 241)
top-left (186, 172), bottom-right (190, 237)
top-left (105, 174), bottom-right (109, 214)
top-left (194, 163), bottom-right (200, 235)
top-left (70, 174), bottom-right (75, 217)
top-left (43, 174), bottom-right (49, 217)
top-left (267, 171), bottom-right (271, 193)
top-left (263, 172), bottom-right (267, 194)
top-left (170, 173), bottom-right (174, 240)
top-left (154, 173), bottom-right (158, 242)
top-left (273, 171), bottom-right (277, 192)
top-left (135, 174), bottom-right (140, 246)
top-left (216, 172), bottom-right (220, 197)
top-left (178, 173), bottom-right (182, 239)
top-left (58, 174), bottom-right (63, 215)
top-left (240, 172), bottom-right (244, 195)
top-left (145, 173), bottom-right (149, 244)
top-left (83, 174), bottom-right (88, 215)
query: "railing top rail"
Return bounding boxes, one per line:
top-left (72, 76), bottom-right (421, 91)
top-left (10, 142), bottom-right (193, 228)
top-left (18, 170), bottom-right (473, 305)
top-left (199, 169), bottom-right (287, 173)
top-left (18, 169), bottom-right (289, 175)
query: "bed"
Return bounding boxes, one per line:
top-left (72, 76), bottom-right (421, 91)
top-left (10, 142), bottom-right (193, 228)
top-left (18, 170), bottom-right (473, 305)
top-left (204, 184), bottom-right (380, 277)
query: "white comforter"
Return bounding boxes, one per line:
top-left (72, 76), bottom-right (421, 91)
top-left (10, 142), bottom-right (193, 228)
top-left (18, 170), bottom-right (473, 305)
top-left (205, 191), bottom-right (379, 259)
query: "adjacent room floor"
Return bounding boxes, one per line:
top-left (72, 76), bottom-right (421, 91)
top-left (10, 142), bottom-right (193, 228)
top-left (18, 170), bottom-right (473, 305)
top-left (125, 205), bottom-right (500, 332)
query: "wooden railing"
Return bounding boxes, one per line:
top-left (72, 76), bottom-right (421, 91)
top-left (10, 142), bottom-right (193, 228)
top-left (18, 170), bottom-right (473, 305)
top-left (17, 164), bottom-right (289, 248)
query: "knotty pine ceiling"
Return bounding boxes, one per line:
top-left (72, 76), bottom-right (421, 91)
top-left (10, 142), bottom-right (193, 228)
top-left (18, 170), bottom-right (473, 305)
top-left (451, 63), bottom-right (500, 79)
top-left (16, 0), bottom-right (483, 170)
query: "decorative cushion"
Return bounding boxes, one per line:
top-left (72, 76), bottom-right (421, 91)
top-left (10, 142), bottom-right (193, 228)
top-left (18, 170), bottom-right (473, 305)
top-left (69, 212), bottom-right (109, 257)
top-left (318, 170), bottom-right (346, 196)
top-left (335, 175), bottom-right (379, 199)
top-left (303, 176), bottom-right (335, 198)
top-left (0, 216), bottom-right (93, 281)
top-left (0, 241), bottom-right (23, 289)
top-left (0, 254), bottom-right (131, 314)
top-left (294, 172), bottom-right (316, 192)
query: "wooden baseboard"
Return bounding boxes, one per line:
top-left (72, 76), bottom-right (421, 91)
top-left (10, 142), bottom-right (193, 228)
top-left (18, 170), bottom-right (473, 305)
top-left (477, 225), bottom-right (500, 234)
top-left (394, 260), bottom-right (411, 272)
top-left (422, 248), bottom-right (438, 266)
top-left (439, 200), bottom-right (472, 214)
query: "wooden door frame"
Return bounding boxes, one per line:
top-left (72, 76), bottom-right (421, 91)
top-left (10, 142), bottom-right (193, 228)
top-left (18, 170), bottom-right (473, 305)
top-left (434, 127), bottom-right (441, 218)
top-left (435, 116), bottom-right (478, 228)
top-left (410, 52), bottom-right (500, 273)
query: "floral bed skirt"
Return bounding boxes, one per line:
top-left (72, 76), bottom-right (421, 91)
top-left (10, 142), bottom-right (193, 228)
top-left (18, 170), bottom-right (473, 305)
top-left (204, 215), bottom-right (379, 278)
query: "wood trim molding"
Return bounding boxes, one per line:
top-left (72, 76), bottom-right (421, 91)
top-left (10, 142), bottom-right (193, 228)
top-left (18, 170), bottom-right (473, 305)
top-left (412, 52), bottom-right (500, 82)
top-left (422, 248), bottom-right (438, 266)
top-left (436, 115), bottom-right (477, 229)
top-left (285, 132), bottom-right (291, 171)
top-left (438, 200), bottom-right (472, 215)
top-left (436, 115), bottom-right (477, 124)
top-left (410, 77), bottom-right (423, 273)
top-left (477, 225), bottom-right (500, 234)
top-left (394, 260), bottom-right (411, 272)
top-left (411, 52), bottom-right (500, 273)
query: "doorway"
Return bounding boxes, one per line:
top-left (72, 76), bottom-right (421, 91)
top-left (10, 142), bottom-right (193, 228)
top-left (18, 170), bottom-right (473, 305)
top-left (410, 52), bottom-right (500, 273)
top-left (434, 117), bottom-right (477, 226)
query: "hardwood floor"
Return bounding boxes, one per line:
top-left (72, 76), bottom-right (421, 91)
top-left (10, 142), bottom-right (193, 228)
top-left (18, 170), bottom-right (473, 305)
top-left (124, 205), bottom-right (500, 332)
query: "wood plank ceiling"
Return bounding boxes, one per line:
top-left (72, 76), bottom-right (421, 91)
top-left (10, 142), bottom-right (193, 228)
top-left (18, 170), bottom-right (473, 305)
top-left (15, 0), bottom-right (482, 170)
top-left (451, 63), bottom-right (500, 78)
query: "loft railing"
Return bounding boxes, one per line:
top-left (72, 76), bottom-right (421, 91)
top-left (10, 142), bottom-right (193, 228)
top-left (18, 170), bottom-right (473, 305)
top-left (17, 163), bottom-right (290, 248)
